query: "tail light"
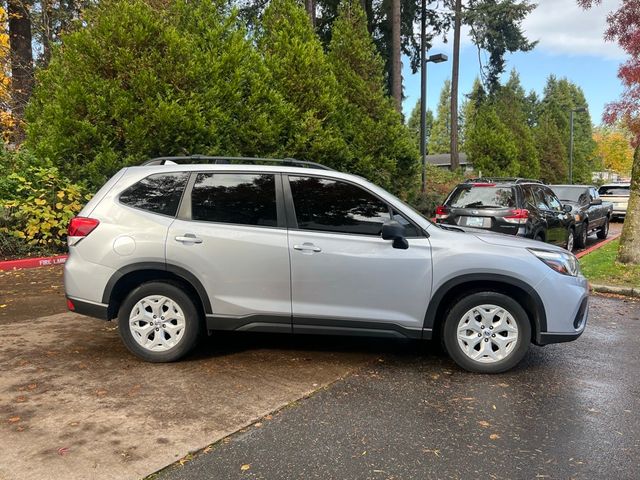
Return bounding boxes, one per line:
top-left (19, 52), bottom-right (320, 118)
top-left (68, 217), bottom-right (100, 238)
top-left (503, 209), bottom-right (529, 225)
top-left (435, 205), bottom-right (449, 221)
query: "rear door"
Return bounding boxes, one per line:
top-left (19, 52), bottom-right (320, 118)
top-left (166, 171), bottom-right (291, 331)
top-left (540, 186), bottom-right (569, 246)
top-left (285, 175), bottom-right (432, 335)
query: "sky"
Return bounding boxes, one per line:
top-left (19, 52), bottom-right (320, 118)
top-left (402, 0), bottom-right (626, 126)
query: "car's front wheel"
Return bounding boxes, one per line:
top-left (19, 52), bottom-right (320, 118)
top-left (575, 223), bottom-right (588, 249)
top-left (566, 228), bottom-right (575, 252)
top-left (118, 282), bottom-right (201, 362)
top-left (442, 292), bottom-right (531, 373)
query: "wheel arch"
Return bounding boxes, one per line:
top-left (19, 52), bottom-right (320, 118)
top-left (424, 274), bottom-right (547, 342)
top-left (102, 262), bottom-right (212, 320)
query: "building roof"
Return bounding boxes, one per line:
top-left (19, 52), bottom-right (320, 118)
top-left (425, 153), bottom-right (469, 166)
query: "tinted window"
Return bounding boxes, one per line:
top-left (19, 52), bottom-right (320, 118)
top-left (119, 172), bottom-right (189, 216)
top-left (598, 185), bottom-right (630, 196)
top-left (191, 173), bottom-right (277, 227)
top-left (543, 188), bottom-right (563, 211)
top-left (551, 186), bottom-right (588, 203)
top-left (531, 186), bottom-right (549, 210)
top-left (447, 185), bottom-right (516, 209)
top-left (289, 176), bottom-right (390, 235)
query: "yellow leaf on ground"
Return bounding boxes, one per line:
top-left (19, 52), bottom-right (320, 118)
top-left (490, 433), bottom-right (500, 440)
top-left (478, 420), bottom-right (491, 427)
top-left (8, 416), bottom-right (20, 423)
top-left (241, 464), bottom-right (251, 471)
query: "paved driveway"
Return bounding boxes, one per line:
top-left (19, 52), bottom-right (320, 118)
top-left (158, 295), bottom-right (640, 480)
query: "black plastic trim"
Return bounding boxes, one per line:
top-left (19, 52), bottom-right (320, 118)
top-left (68, 297), bottom-right (109, 320)
top-left (205, 314), bottom-right (291, 333)
top-left (293, 317), bottom-right (422, 339)
top-left (536, 331), bottom-right (583, 345)
top-left (102, 262), bottom-right (213, 314)
top-left (424, 273), bottom-right (548, 334)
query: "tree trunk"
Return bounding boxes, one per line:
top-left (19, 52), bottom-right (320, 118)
top-left (362, 0), bottom-right (374, 33)
top-left (305, 0), bottom-right (316, 28)
top-left (41, 0), bottom-right (54, 66)
top-left (450, 0), bottom-right (462, 170)
top-left (8, 0), bottom-right (34, 143)
top-left (617, 145), bottom-right (640, 264)
top-left (391, 0), bottom-right (402, 113)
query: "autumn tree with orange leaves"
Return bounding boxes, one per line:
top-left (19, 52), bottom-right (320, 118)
top-left (579, 0), bottom-right (640, 264)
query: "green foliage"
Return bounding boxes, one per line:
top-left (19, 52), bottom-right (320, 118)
top-left (429, 79), bottom-right (452, 155)
top-left (534, 112), bottom-right (567, 183)
top-left (1, 154), bottom-right (90, 253)
top-left (327, 1), bottom-right (418, 193)
top-left (536, 76), bottom-right (597, 183)
top-left (406, 100), bottom-right (433, 152)
top-left (493, 70), bottom-right (540, 178)
top-left (465, 103), bottom-right (518, 176)
top-left (26, 0), bottom-right (288, 189)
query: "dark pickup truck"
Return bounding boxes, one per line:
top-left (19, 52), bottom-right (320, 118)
top-left (550, 185), bottom-right (613, 248)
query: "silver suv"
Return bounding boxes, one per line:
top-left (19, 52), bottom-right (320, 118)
top-left (64, 157), bottom-right (589, 373)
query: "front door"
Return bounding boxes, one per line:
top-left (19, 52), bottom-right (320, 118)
top-left (285, 175), bottom-right (432, 336)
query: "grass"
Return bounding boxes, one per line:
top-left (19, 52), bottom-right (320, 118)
top-left (579, 239), bottom-right (640, 288)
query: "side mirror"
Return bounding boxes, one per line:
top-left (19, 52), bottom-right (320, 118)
top-left (590, 198), bottom-right (602, 206)
top-left (563, 204), bottom-right (573, 213)
top-left (381, 221), bottom-right (409, 250)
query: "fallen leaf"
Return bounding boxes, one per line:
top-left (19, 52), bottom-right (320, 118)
top-left (492, 404), bottom-right (496, 410)
top-left (0, 304), bottom-right (6, 308)
top-left (265, 415), bottom-right (273, 420)
top-left (254, 422), bottom-right (263, 428)
top-left (8, 416), bottom-right (20, 423)
top-left (96, 389), bottom-right (108, 396)
top-left (203, 446), bottom-right (213, 454)
top-left (57, 447), bottom-right (70, 456)
top-left (478, 420), bottom-right (490, 428)
top-left (490, 433), bottom-right (500, 440)
top-left (241, 464), bottom-right (251, 471)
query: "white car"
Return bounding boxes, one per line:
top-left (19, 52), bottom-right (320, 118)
top-left (598, 183), bottom-right (630, 219)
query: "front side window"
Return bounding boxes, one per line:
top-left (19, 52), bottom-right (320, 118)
top-left (289, 176), bottom-right (391, 235)
top-left (119, 172), bottom-right (189, 217)
top-left (543, 188), bottom-right (563, 211)
top-left (191, 173), bottom-right (277, 227)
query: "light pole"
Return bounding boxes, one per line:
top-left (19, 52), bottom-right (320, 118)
top-left (569, 106), bottom-right (587, 185)
top-left (420, 0), bottom-right (447, 193)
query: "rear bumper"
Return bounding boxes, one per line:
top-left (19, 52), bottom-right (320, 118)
top-left (66, 296), bottom-right (109, 320)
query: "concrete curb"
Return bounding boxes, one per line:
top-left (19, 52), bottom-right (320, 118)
top-left (591, 283), bottom-right (640, 298)
top-left (575, 232), bottom-right (621, 259)
top-left (0, 254), bottom-right (67, 271)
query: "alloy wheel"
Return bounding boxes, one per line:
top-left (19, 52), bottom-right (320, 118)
top-left (129, 295), bottom-right (186, 352)
top-left (456, 304), bottom-right (519, 364)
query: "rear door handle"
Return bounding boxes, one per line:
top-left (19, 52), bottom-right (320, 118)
top-left (175, 234), bottom-right (203, 244)
top-left (293, 243), bottom-right (322, 253)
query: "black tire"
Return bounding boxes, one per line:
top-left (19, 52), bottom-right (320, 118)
top-left (118, 282), bottom-right (202, 362)
top-left (597, 217), bottom-right (609, 240)
top-left (566, 228), bottom-right (575, 252)
top-left (442, 292), bottom-right (531, 374)
top-left (575, 223), bottom-right (588, 249)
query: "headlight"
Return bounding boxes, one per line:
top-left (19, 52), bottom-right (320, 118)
top-left (528, 248), bottom-right (580, 276)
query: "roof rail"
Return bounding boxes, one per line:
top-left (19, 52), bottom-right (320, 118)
top-left (141, 155), bottom-right (334, 171)
top-left (464, 177), bottom-right (544, 185)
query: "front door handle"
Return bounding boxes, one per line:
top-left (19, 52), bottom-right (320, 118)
top-left (175, 234), bottom-right (203, 244)
top-left (293, 243), bottom-right (322, 253)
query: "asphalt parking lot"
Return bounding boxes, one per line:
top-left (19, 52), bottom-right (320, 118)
top-left (1, 244), bottom-right (638, 480)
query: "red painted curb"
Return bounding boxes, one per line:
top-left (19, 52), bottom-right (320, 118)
top-left (575, 233), bottom-right (621, 259)
top-left (0, 254), bottom-right (68, 271)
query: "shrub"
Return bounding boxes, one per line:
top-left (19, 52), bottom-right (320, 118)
top-left (0, 156), bottom-right (90, 254)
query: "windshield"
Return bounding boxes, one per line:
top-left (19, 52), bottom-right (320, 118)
top-left (551, 186), bottom-right (587, 203)
top-left (598, 185), bottom-right (630, 196)
top-left (447, 186), bottom-right (516, 209)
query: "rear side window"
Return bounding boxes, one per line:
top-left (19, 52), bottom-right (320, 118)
top-left (191, 173), bottom-right (277, 227)
top-left (447, 185), bottom-right (516, 209)
top-left (119, 172), bottom-right (189, 216)
top-left (289, 176), bottom-right (391, 235)
top-left (598, 186), bottom-right (630, 196)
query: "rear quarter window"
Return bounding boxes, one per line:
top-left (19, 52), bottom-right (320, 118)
top-left (119, 172), bottom-right (189, 216)
top-left (447, 185), bottom-right (516, 209)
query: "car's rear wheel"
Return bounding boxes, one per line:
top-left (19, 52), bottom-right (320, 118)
top-left (118, 282), bottom-right (201, 362)
top-left (442, 292), bottom-right (531, 373)
top-left (566, 228), bottom-right (575, 251)
top-left (597, 217), bottom-right (609, 239)
top-left (575, 223), bottom-right (588, 249)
